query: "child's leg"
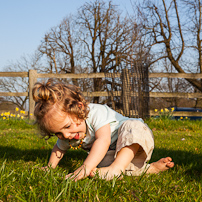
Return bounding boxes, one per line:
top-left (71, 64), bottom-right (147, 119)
top-left (90, 143), bottom-right (140, 180)
top-left (90, 150), bottom-right (174, 180)
top-left (109, 144), bottom-right (140, 172)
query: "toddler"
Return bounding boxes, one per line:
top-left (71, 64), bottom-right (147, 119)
top-left (32, 79), bottom-right (174, 181)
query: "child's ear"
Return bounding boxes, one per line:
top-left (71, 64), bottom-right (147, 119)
top-left (78, 102), bottom-right (84, 110)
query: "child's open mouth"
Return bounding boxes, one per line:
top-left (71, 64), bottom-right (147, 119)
top-left (73, 133), bottom-right (80, 140)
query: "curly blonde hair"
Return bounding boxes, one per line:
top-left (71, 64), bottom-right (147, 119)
top-left (32, 79), bottom-right (89, 138)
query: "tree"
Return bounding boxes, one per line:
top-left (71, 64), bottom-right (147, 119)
top-left (76, 0), bottom-right (140, 102)
top-left (38, 16), bottom-right (81, 86)
top-left (136, 0), bottom-right (202, 92)
top-left (38, 0), bottom-right (144, 104)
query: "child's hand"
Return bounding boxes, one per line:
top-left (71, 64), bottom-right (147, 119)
top-left (65, 165), bottom-right (91, 181)
top-left (39, 166), bottom-right (50, 171)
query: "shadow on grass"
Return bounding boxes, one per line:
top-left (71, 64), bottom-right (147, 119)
top-left (0, 145), bottom-right (88, 171)
top-left (0, 145), bottom-right (201, 180)
top-left (151, 148), bottom-right (202, 180)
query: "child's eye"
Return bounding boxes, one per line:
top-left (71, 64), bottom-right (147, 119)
top-left (65, 125), bottom-right (71, 129)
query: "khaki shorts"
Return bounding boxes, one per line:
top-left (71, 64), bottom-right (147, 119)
top-left (97, 119), bottom-right (154, 176)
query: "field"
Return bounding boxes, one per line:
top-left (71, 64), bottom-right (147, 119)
top-left (0, 117), bottom-right (202, 201)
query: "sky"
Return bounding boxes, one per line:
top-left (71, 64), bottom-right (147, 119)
top-left (0, 0), bottom-right (134, 72)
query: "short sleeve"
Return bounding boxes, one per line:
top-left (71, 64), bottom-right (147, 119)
top-left (56, 138), bottom-right (70, 151)
top-left (86, 104), bottom-right (117, 132)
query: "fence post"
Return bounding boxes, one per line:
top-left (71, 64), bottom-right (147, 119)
top-left (29, 70), bottom-right (38, 119)
top-left (122, 68), bottom-right (130, 117)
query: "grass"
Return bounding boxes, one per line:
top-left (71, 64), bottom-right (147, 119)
top-left (0, 117), bottom-right (202, 201)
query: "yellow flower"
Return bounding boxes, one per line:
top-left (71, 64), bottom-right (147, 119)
top-left (1, 113), bottom-right (3, 116)
top-left (30, 113), bottom-right (33, 116)
top-left (185, 117), bottom-right (188, 119)
top-left (16, 107), bottom-right (19, 111)
top-left (171, 107), bottom-right (175, 111)
top-left (21, 116), bottom-right (24, 119)
top-left (3, 117), bottom-right (6, 120)
top-left (154, 109), bottom-right (158, 112)
top-left (161, 109), bottom-right (164, 112)
top-left (180, 117), bottom-right (183, 119)
top-left (165, 108), bottom-right (169, 112)
top-left (17, 114), bottom-right (20, 118)
top-left (4, 112), bottom-right (10, 116)
top-left (13, 114), bottom-right (16, 117)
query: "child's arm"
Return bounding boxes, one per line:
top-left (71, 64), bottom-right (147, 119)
top-left (66, 124), bottom-right (111, 181)
top-left (46, 143), bottom-right (66, 169)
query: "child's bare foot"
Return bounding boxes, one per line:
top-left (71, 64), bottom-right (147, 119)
top-left (147, 157), bottom-right (174, 174)
top-left (90, 166), bottom-right (123, 181)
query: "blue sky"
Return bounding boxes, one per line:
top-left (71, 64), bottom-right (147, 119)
top-left (0, 0), bottom-right (134, 71)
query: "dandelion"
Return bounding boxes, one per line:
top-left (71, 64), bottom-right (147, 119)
top-left (17, 114), bottom-right (20, 118)
top-left (3, 117), bottom-right (6, 120)
top-left (185, 117), bottom-right (188, 119)
top-left (171, 107), bottom-right (175, 111)
top-left (30, 113), bottom-right (33, 116)
top-left (16, 107), bottom-right (19, 111)
top-left (180, 117), bottom-right (183, 119)
top-left (154, 109), bottom-right (158, 112)
top-left (161, 109), bottom-right (164, 112)
top-left (1, 113), bottom-right (3, 116)
top-left (21, 116), bottom-right (24, 119)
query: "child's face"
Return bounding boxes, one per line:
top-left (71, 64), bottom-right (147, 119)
top-left (46, 110), bottom-right (86, 141)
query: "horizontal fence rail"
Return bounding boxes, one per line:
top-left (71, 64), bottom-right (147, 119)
top-left (0, 72), bottom-right (28, 77)
top-left (2, 91), bottom-right (202, 99)
top-left (2, 72), bottom-right (202, 78)
top-left (1, 70), bottom-right (202, 119)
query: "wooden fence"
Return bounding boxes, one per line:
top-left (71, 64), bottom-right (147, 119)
top-left (1, 70), bottom-right (202, 119)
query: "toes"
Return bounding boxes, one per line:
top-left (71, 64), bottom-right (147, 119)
top-left (163, 157), bottom-right (172, 163)
top-left (166, 161), bottom-right (174, 168)
top-left (163, 157), bottom-right (174, 168)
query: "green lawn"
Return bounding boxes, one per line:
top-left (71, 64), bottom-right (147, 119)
top-left (0, 118), bottom-right (201, 201)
